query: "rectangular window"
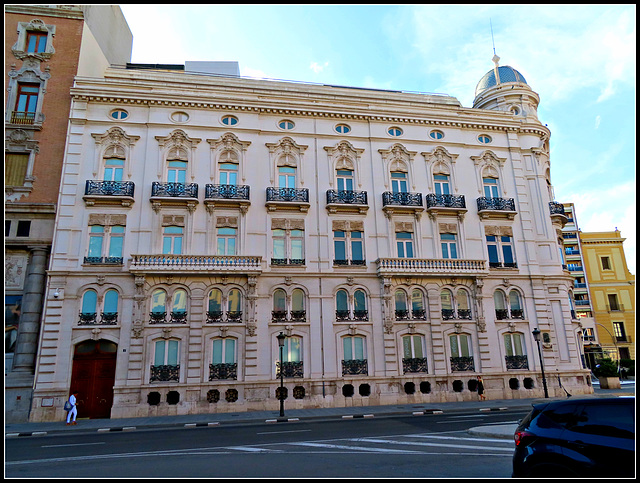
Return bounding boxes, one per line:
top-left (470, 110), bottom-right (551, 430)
top-left (216, 227), bottom-right (237, 255)
top-left (396, 232), bottom-right (414, 258)
top-left (450, 334), bottom-right (471, 358)
top-left (163, 226), bottom-right (183, 254)
top-left (351, 231), bottom-right (363, 261)
top-left (483, 177), bottom-right (499, 198)
top-left (336, 169), bottom-right (354, 191)
top-left (501, 236), bottom-right (514, 265)
top-left (403, 335), bottom-right (424, 359)
top-left (88, 226), bottom-right (105, 257)
top-left (391, 172), bottom-right (408, 193)
top-left (154, 339), bottom-right (179, 366)
top-left (272, 229), bottom-right (286, 260)
top-left (334, 230), bottom-right (364, 263)
top-left (5, 153), bottom-right (30, 187)
top-left (343, 336), bottom-right (365, 361)
top-left (16, 220), bottom-right (31, 238)
top-left (334, 231), bottom-right (346, 261)
top-left (486, 234), bottom-right (516, 267)
top-left (219, 163), bottom-right (238, 185)
top-left (15, 83), bottom-right (39, 113)
top-left (607, 294), bottom-right (620, 311)
top-left (441, 233), bottom-right (458, 259)
top-left (486, 235), bottom-right (499, 264)
top-left (601, 256), bottom-right (611, 270)
top-left (278, 167), bottom-right (296, 188)
top-left (212, 338), bottom-right (236, 364)
top-left (434, 174), bottom-right (450, 196)
top-left (613, 322), bottom-right (626, 341)
top-left (290, 229), bottom-right (304, 261)
top-left (167, 161), bottom-right (187, 184)
top-left (108, 226), bottom-right (125, 258)
top-left (104, 159), bottom-right (124, 182)
top-left (26, 31), bottom-right (47, 53)
top-left (504, 333), bottom-right (524, 356)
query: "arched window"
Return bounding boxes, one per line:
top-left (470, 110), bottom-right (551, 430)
top-left (456, 289), bottom-right (471, 319)
top-left (395, 290), bottom-right (408, 319)
top-left (494, 290), bottom-right (507, 319)
top-left (291, 288), bottom-right (305, 321)
top-left (336, 289), bottom-right (349, 321)
top-left (151, 289), bottom-right (166, 313)
top-left (412, 289), bottom-right (426, 320)
top-left (103, 289), bottom-right (119, 315)
top-left (441, 289), bottom-right (453, 319)
top-left (169, 289), bottom-right (188, 324)
top-left (208, 288), bottom-right (223, 321)
top-left (227, 288), bottom-right (242, 322)
top-left (354, 289), bottom-right (368, 320)
top-left (81, 289), bottom-right (97, 317)
top-left (273, 288), bottom-right (286, 314)
top-left (509, 290), bottom-right (524, 319)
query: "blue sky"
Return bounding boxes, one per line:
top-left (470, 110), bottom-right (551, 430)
top-left (119, 4), bottom-right (636, 272)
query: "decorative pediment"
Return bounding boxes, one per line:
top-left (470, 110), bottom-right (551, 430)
top-left (470, 150), bottom-right (506, 168)
top-left (155, 129), bottom-right (201, 150)
top-left (92, 126), bottom-right (140, 148)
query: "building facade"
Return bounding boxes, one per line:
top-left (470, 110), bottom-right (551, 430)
top-left (560, 202), bottom-right (599, 369)
top-left (580, 230), bottom-right (635, 361)
top-left (29, 57), bottom-right (592, 422)
top-left (5, 4), bottom-right (132, 422)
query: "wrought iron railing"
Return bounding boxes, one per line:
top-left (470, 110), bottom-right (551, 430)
top-left (342, 359), bottom-right (368, 375)
top-left (326, 189), bottom-right (368, 205)
top-left (85, 180), bottom-right (135, 197)
top-left (402, 357), bottom-right (429, 373)
top-left (205, 184), bottom-right (250, 200)
top-left (83, 256), bottom-right (124, 265)
top-left (276, 361), bottom-right (304, 378)
top-left (477, 196), bottom-right (516, 211)
top-left (333, 259), bottom-right (366, 266)
top-left (395, 309), bottom-right (426, 321)
top-left (150, 364), bottom-right (179, 382)
top-left (425, 193), bottom-right (466, 209)
top-left (266, 187), bottom-right (309, 202)
top-left (151, 181), bottom-right (198, 198)
top-left (549, 201), bottom-right (566, 216)
top-left (382, 191), bottom-right (423, 207)
top-left (441, 309), bottom-right (472, 320)
top-left (505, 355), bottom-right (529, 370)
top-left (78, 312), bottom-right (118, 325)
top-left (271, 310), bottom-right (306, 323)
top-left (450, 356), bottom-right (475, 372)
top-left (10, 111), bottom-right (36, 125)
top-left (209, 362), bottom-right (238, 380)
top-left (271, 258), bottom-right (305, 266)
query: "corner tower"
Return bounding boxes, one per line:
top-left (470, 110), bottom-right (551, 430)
top-left (473, 55), bottom-right (539, 119)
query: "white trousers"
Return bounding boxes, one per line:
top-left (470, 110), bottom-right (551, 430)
top-left (66, 406), bottom-right (77, 423)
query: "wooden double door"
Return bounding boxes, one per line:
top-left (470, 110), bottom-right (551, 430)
top-left (69, 339), bottom-right (117, 419)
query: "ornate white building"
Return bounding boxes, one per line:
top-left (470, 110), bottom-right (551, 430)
top-left (30, 57), bottom-right (592, 421)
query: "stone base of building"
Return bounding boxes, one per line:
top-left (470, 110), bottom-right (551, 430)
top-left (28, 370), bottom-right (593, 422)
top-left (5, 372), bottom-right (36, 423)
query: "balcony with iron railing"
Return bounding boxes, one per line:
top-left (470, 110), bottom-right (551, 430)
top-left (9, 111), bottom-right (39, 125)
top-left (549, 201), bottom-right (569, 228)
top-left (78, 312), bottom-right (118, 326)
top-left (276, 361), bottom-right (304, 378)
top-left (376, 258), bottom-right (487, 277)
top-left (441, 308), bottom-right (472, 320)
top-left (83, 180), bottom-right (135, 207)
top-left (335, 310), bottom-right (369, 322)
top-left (402, 357), bottom-right (429, 373)
top-left (477, 196), bottom-right (517, 220)
top-left (394, 309), bottom-right (427, 321)
top-left (495, 308), bottom-right (525, 320)
top-left (130, 254), bottom-right (262, 274)
top-left (265, 187), bottom-right (310, 212)
top-left (204, 184), bottom-right (250, 210)
top-left (341, 359), bottom-right (368, 376)
top-left (326, 189), bottom-right (368, 214)
top-left (382, 191), bottom-right (424, 216)
top-left (450, 356), bottom-right (475, 372)
top-left (505, 355), bottom-right (529, 370)
top-left (425, 193), bottom-right (467, 216)
top-left (150, 181), bottom-right (198, 210)
top-left (209, 362), bottom-right (238, 380)
top-left (206, 310), bottom-right (242, 324)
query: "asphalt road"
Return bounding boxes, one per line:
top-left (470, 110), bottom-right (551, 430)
top-left (6, 408), bottom-right (529, 478)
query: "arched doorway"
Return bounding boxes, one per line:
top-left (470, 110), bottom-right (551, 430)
top-left (69, 339), bottom-right (117, 419)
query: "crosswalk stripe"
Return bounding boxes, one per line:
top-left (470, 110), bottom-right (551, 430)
top-left (347, 437), bottom-right (514, 452)
top-left (290, 441), bottom-right (421, 453)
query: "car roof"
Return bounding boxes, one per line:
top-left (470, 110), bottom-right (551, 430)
top-left (532, 396), bottom-right (634, 410)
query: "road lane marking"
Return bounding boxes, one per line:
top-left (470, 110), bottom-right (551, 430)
top-left (41, 442), bottom-right (106, 448)
top-left (256, 429), bottom-right (312, 435)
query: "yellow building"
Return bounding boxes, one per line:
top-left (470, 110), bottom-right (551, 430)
top-left (580, 230), bottom-right (635, 361)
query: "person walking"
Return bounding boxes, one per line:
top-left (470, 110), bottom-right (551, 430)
top-left (477, 376), bottom-right (486, 401)
top-left (66, 392), bottom-right (79, 425)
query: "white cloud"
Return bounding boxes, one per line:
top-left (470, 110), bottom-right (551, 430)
top-left (310, 61), bottom-right (329, 74)
top-left (594, 115), bottom-right (601, 129)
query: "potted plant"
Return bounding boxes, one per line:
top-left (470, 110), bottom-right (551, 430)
top-left (594, 358), bottom-right (621, 389)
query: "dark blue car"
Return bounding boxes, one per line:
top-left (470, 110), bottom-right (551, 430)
top-left (512, 397), bottom-right (635, 477)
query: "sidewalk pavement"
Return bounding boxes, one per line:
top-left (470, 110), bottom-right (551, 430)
top-left (6, 381), bottom-right (634, 439)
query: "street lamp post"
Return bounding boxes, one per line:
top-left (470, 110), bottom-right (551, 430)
top-left (276, 331), bottom-right (286, 417)
top-left (532, 328), bottom-right (549, 398)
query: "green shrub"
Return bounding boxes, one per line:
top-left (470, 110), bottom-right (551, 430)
top-left (594, 358), bottom-right (619, 378)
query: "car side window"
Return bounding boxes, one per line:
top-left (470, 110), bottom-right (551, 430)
top-left (537, 404), bottom-right (579, 429)
top-left (571, 403), bottom-right (635, 439)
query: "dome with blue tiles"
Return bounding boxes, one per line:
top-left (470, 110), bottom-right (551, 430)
top-left (475, 65), bottom-right (528, 97)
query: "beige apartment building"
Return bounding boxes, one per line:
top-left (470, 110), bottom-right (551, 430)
top-left (580, 230), bottom-right (635, 362)
top-left (28, 56), bottom-right (592, 422)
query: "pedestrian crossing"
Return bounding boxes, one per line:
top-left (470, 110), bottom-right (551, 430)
top-left (207, 432), bottom-right (515, 456)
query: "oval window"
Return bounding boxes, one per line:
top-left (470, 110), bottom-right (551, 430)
top-left (388, 126), bottom-right (403, 137)
top-left (221, 115), bottom-right (238, 126)
top-left (478, 134), bottom-right (492, 144)
top-left (110, 109), bottom-right (129, 120)
top-left (278, 120), bottom-right (295, 130)
top-left (429, 130), bottom-right (444, 140)
top-left (335, 124), bottom-right (351, 134)
top-left (171, 111), bottom-right (189, 123)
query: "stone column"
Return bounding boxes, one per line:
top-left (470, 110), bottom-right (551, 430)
top-left (11, 246), bottom-right (48, 373)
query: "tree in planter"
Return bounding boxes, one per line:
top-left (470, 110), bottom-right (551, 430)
top-left (594, 358), bottom-right (621, 389)
top-left (594, 358), bottom-right (619, 377)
